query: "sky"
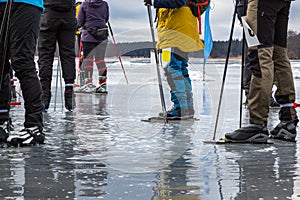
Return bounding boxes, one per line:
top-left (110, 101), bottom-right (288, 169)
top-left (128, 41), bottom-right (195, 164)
top-left (105, 0), bottom-right (300, 42)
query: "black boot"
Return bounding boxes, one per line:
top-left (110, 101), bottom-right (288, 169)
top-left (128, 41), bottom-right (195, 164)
top-left (159, 107), bottom-right (192, 119)
top-left (0, 119), bottom-right (14, 146)
top-left (270, 120), bottom-right (297, 141)
top-left (42, 90), bottom-right (51, 112)
top-left (225, 125), bottom-right (269, 143)
top-left (0, 121), bottom-right (10, 143)
top-left (65, 87), bottom-right (76, 111)
top-left (7, 126), bottom-right (45, 147)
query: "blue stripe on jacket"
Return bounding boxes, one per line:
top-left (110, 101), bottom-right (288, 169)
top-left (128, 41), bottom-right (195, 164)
top-left (0, 0), bottom-right (44, 10)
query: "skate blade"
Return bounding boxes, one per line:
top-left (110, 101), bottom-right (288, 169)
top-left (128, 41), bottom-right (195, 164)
top-left (204, 137), bottom-right (274, 144)
top-left (141, 117), bottom-right (199, 123)
top-left (95, 91), bottom-right (108, 94)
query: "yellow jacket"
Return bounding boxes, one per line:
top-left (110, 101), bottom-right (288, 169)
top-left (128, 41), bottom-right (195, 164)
top-left (156, 6), bottom-right (204, 53)
top-left (76, 3), bottom-right (81, 35)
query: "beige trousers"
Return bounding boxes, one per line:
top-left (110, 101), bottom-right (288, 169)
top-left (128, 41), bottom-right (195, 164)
top-left (246, 0), bottom-right (297, 125)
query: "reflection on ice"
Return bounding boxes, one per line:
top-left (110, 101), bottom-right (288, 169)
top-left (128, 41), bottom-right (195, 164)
top-left (1, 59), bottom-right (300, 199)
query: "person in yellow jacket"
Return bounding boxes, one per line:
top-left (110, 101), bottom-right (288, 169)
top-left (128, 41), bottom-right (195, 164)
top-left (75, 0), bottom-right (83, 52)
top-left (144, 0), bottom-right (204, 119)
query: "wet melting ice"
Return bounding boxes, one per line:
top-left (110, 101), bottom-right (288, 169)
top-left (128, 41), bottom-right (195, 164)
top-left (1, 59), bottom-right (300, 199)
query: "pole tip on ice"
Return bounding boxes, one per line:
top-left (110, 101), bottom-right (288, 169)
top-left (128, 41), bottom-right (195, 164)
top-left (203, 137), bottom-right (226, 144)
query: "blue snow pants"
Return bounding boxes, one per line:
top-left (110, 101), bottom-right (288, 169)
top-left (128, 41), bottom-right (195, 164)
top-left (164, 48), bottom-right (193, 109)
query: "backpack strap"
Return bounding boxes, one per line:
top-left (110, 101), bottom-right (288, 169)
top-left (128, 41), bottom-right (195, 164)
top-left (190, 0), bottom-right (209, 34)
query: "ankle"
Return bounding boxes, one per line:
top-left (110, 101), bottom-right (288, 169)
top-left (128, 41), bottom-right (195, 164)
top-left (99, 76), bottom-right (107, 85)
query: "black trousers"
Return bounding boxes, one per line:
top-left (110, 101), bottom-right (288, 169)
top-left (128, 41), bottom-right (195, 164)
top-left (0, 3), bottom-right (43, 128)
top-left (38, 8), bottom-right (76, 92)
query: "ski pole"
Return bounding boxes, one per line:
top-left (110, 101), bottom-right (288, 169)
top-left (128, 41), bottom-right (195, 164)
top-left (107, 21), bottom-right (129, 84)
top-left (203, 62), bottom-right (206, 82)
top-left (54, 44), bottom-right (64, 112)
top-left (146, 4), bottom-right (168, 123)
top-left (54, 56), bottom-right (59, 112)
top-left (239, 31), bottom-right (246, 128)
top-left (59, 55), bottom-right (64, 112)
top-left (0, 0), bottom-right (13, 91)
top-left (77, 39), bottom-right (83, 86)
top-left (212, 0), bottom-right (238, 140)
top-left (238, 0), bottom-right (248, 128)
top-left (78, 40), bottom-right (85, 87)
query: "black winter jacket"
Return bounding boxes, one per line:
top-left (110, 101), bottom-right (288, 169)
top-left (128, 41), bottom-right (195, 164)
top-left (44, 0), bottom-right (75, 11)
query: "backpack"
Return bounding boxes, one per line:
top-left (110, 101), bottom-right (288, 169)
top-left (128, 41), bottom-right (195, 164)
top-left (188, 0), bottom-right (210, 34)
top-left (189, 0), bottom-right (210, 17)
top-left (44, 0), bottom-right (74, 11)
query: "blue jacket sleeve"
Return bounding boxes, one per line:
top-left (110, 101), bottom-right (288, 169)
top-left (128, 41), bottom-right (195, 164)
top-left (154, 0), bottom-right (188, 8)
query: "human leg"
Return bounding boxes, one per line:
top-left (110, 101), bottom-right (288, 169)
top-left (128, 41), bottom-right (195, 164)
top-left (225, 0), bottom-right (280, 142)
top-left (38, 10), bottom-right (59, 111)
top-left (0, 3), bottom-right (14, 143)
top-left (74, 42), bottom-right (97, 93)
top-left (181, 58), bottom-right (194, 117)
top-left (270, 2), bottom-right (297, 140)
top-left (161, 48), bottom-right (189, 119)
top-left (57, 13), bottom-right (76, 110)
top-left (82, 42), bottom-right (96, 85)
top-left (273, 46), bottom-right (297, 122)
top-left (95, 40), bottom-right (108, 93)
top-left (10, 4), bottom-right (44, 129)
top-left (7, 3), bottom-right (44, 145)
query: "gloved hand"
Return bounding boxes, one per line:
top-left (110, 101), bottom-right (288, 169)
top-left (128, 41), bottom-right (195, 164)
top-left (144, 0), bottom-right (152, 6)
top-left (236, 0), bottom-right (247, 24)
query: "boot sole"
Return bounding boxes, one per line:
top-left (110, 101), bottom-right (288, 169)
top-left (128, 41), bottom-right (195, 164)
top-left (225, 133), bottom-right (269, 143)
top-left (270, 129), bottom-right (296, 142)
top-left (141, 117), bottom-right (199, 123)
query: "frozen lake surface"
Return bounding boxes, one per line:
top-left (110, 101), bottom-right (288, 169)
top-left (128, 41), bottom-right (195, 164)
top-left (1, 58), bottom-right (300, 199)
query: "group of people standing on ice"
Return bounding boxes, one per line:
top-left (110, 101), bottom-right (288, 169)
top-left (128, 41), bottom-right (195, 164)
top-left (0, 0), bottom-right (298, 147)
top-left (143, 0), bottom-right (298, 144)
top-left (0, 0), bottom-right (109, 146)
top-left (39, 0), bottom-right (110, 112)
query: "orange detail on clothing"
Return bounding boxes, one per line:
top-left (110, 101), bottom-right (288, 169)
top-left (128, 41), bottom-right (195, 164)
top-left (95, 59), bottom-right (105, 64)
top-left (84, 58), bottom-right (95, 62)
top-left (84, 65), bottom-right (94, 69)
top-left (97, 67), bottom-right (107, 72)
top-left (99, 78), bottom-right (106, 85)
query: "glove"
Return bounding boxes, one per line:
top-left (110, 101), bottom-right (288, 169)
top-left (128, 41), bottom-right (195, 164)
top-left (236, 0), bottom-right (247, 24)
top-left (144, 0), bottom-right (152, 6)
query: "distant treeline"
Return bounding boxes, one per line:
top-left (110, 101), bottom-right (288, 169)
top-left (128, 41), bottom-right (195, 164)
top-left (287, 30), bottom-right (300, 59)
top-left (104, 30), bottom-right (300, 59)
